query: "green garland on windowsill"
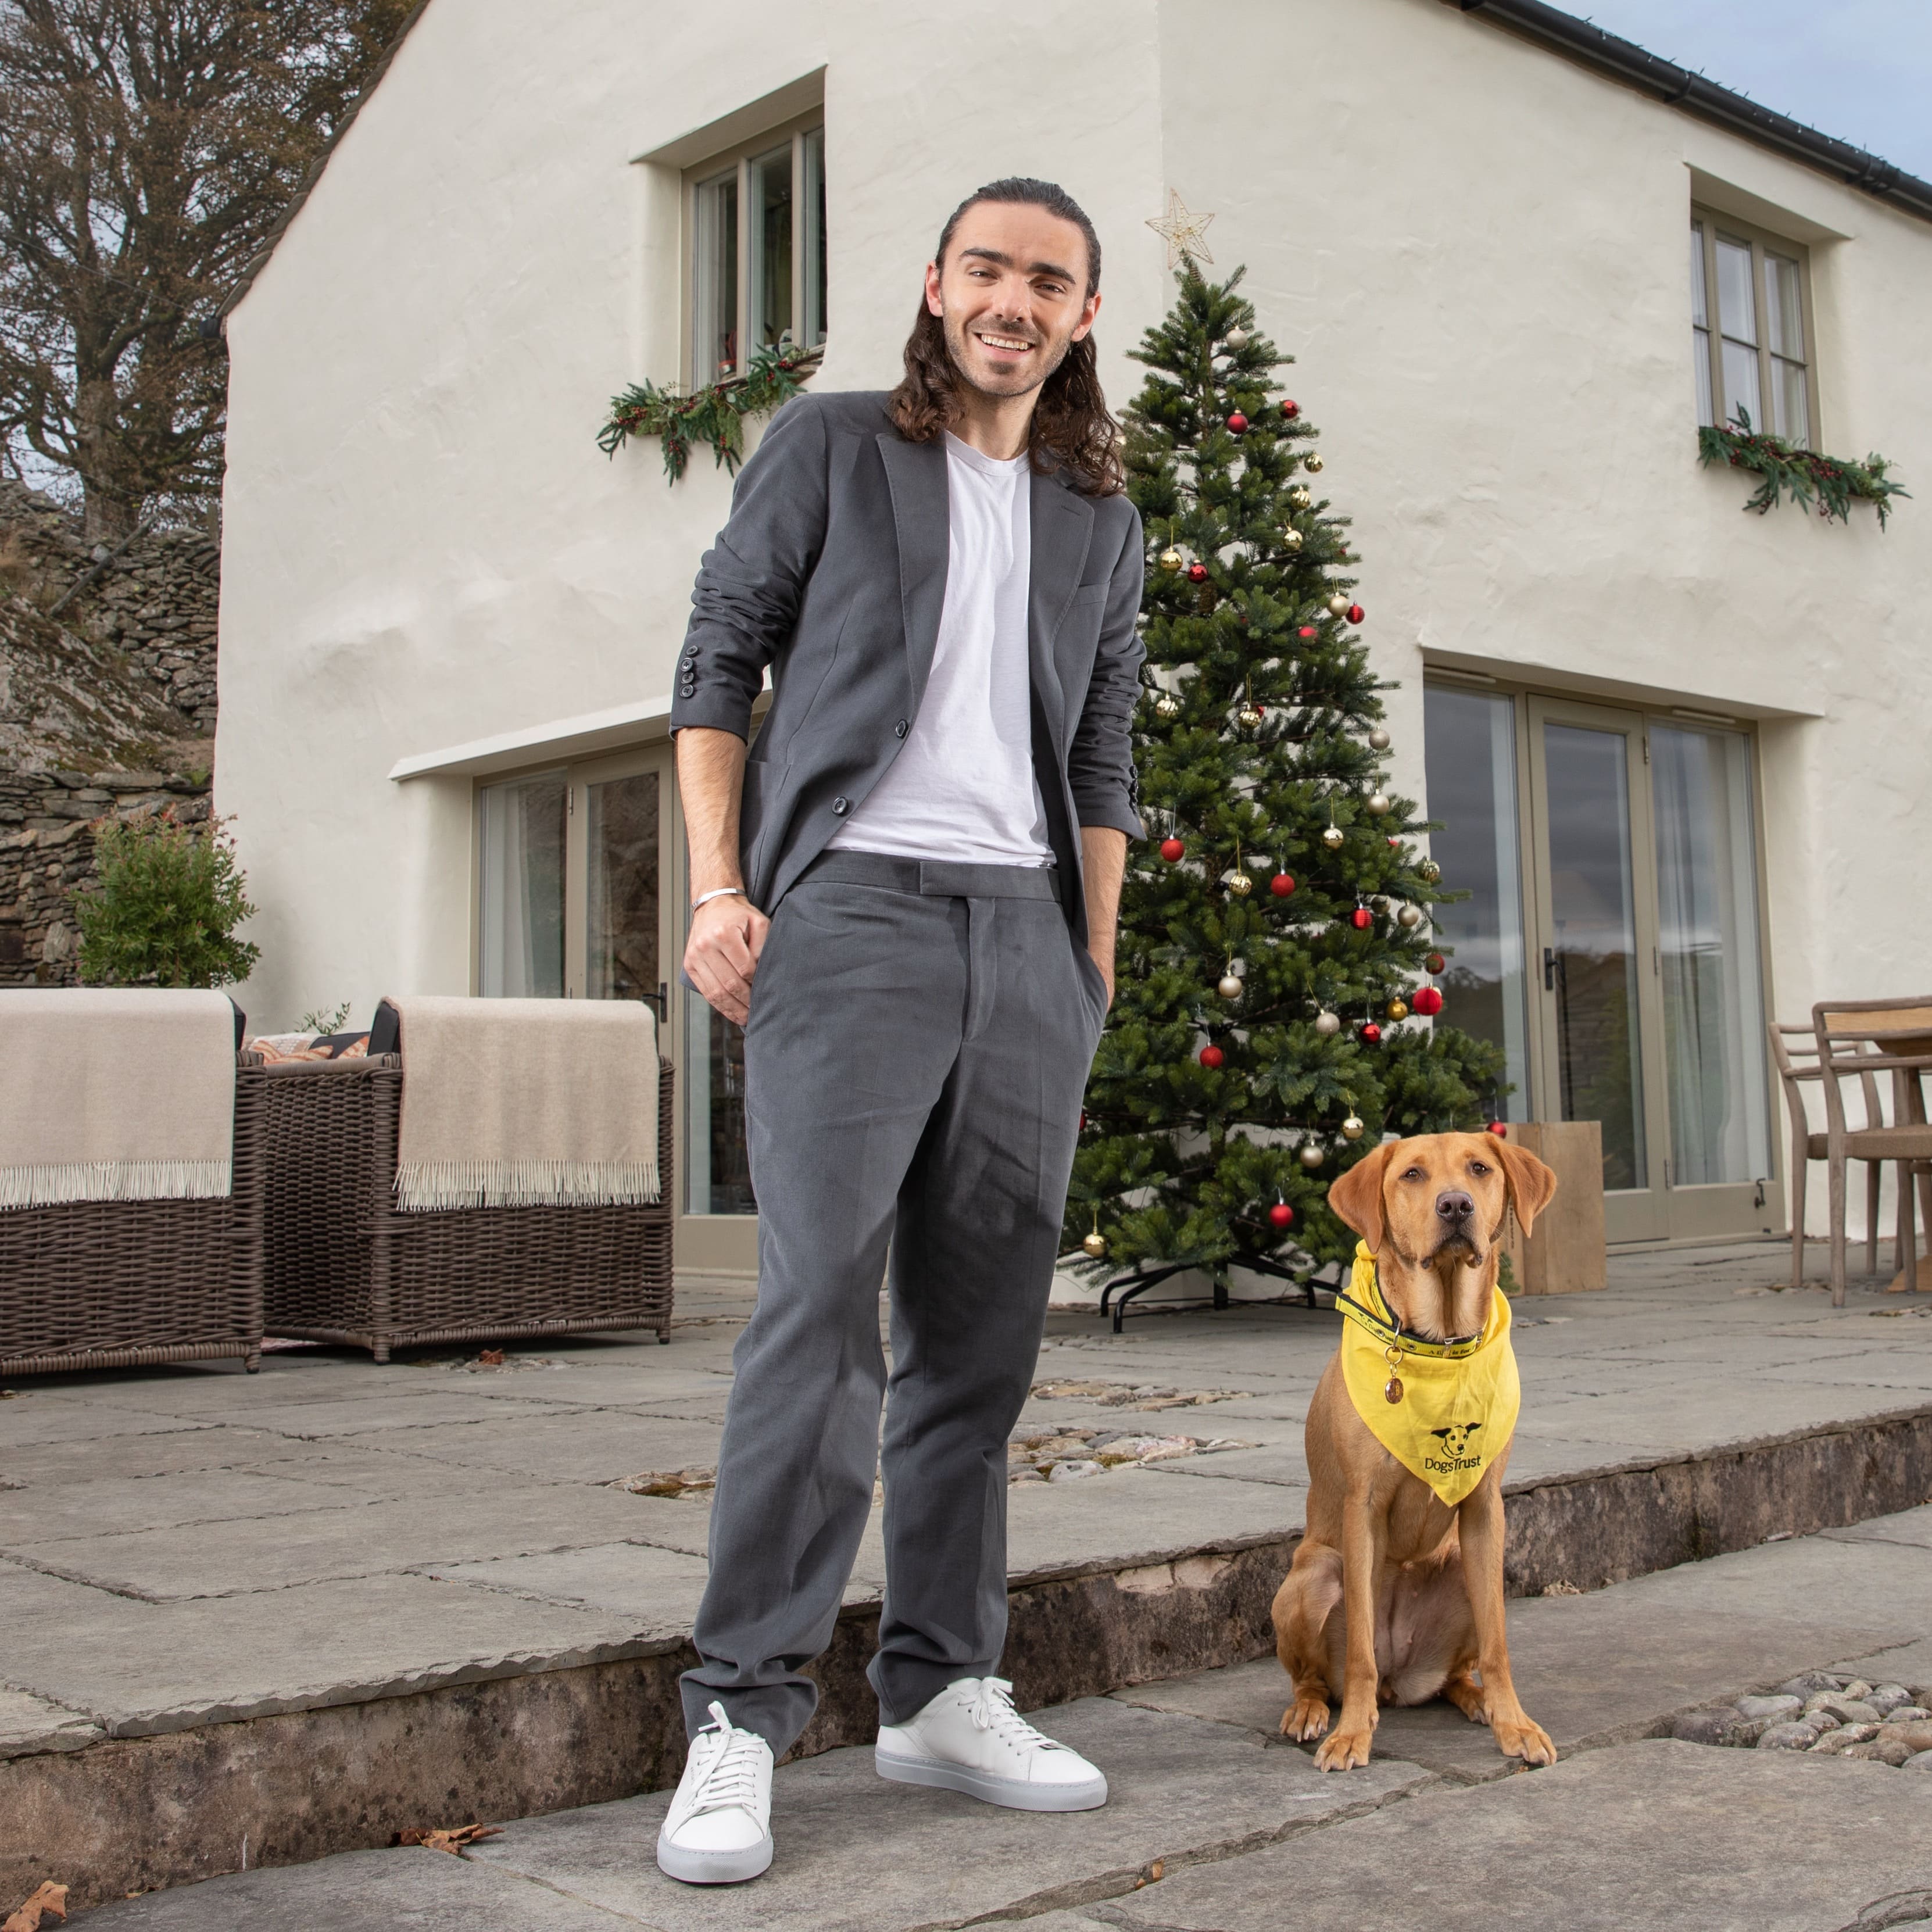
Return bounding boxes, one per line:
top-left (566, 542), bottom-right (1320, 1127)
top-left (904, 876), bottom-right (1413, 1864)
top-left (598, 341), bottom-right (821, 483)
top-left (1698, 410), bottom-right (1908, 529)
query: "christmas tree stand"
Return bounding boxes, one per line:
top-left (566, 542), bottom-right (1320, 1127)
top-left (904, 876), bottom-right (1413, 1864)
top-left (1099, 1254), bottom-right (1329, 1334)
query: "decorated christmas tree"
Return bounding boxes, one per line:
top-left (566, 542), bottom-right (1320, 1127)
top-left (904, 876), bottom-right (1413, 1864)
top-left (1067, 265), bottom-right (1505, 1300)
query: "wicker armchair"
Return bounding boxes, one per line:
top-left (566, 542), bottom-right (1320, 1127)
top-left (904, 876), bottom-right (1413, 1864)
top-left (0, 1056), bottom-right (267, 1376)
top-left (261, 1054), bottom-right (674, 1361)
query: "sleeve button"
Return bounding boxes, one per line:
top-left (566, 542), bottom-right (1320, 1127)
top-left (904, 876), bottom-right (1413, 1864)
top-left (831, 796), bottom-right (850, 815)
top-left (893, 720), bottom-right (909, 738)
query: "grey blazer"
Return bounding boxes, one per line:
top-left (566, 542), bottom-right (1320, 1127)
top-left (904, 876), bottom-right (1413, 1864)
top-left (670, 390), bottom-right (1146, 944)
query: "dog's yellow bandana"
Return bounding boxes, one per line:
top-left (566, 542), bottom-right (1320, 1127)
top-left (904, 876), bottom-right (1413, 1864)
top-left (1336, 1242), bottom-right (1519, 1508)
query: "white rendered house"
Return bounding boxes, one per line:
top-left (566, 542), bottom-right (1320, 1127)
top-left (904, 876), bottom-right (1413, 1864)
top-left (216, 0), bottom-right (1932, 1277)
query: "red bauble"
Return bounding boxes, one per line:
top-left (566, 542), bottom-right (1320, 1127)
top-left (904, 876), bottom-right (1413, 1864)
top-left (1347, 603), bottom-right (1365, 624)
top-left (1425, 951), bottom-right (1446, 975)
top-left (1079, 1110), bottom-right (1087, 1130)
top-left (1199, 1044), bottom-right (1225, 1069)
top-left (1350, 907), bottom-right (1373, 931)
top-left (1298, 625), bottom-right (1318, 638)
top-left (1359, 1022), bottom-right (1383, 1044)
top-left (1227, 412), bottom-right (1248, 435)
top-left (1486, 1119), bottom-right (1509, 1139)
top-left (1281, 399), bottom-right (1299, 419)
top-left (1187, 562), bottom-right (1210, 584)
top-left (1270, 872), bottom-right (1296, 897)
top-left (1411, 985), bottom-right (1444, 1017)
top-left (1160, 836), bottom-right (1185, 863)
top-left (1269, 1202), bottom-right (1296, 1230)
top-left (1387, 837), bottom-right (1399, 849)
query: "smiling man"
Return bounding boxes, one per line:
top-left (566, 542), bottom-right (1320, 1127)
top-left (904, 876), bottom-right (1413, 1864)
top-left (659, 178), bottom-right (1144, 1885)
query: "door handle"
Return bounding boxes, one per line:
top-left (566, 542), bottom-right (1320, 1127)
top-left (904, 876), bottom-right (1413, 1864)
top-left (1543, 946), bottom-right (1557, 992)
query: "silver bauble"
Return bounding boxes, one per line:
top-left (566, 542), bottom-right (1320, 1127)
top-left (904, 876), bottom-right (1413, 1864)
top-left (1314, 1010), bottom-right (1341, 1036)
top-left (1223, 323), bottom-right (1251, 350)
top-left (1368, 727), bottom-right (1391, 751)
top-left (1322, 824), bottom-right (1346, 849)
top-left (1367, 789), bottom-right (1392, 815)
top-left (1397, 904), bottom-right (1423, 929)
top-left (1327, 592), bottom-right (1350, 617)
top-left (1298, 1142), bottom-right (1326, 1171)
top-left (1217, 973), bottom-right (1243, 1000)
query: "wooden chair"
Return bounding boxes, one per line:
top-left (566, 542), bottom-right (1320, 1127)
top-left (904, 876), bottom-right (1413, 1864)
top-left (1769, 1024), bottom-right (1883, 1293)
top-left (1811, 1000), bottom-right (1932, 1307)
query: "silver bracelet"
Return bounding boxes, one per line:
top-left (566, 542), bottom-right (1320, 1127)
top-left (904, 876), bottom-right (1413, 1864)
top-left (691, 886), bottom-right (748, 912)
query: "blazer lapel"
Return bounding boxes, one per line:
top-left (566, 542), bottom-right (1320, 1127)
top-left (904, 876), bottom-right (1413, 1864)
top-left (1028, 466), bottom-right (1096, 746)
top-left (877, 432), bottom-right (950, 711)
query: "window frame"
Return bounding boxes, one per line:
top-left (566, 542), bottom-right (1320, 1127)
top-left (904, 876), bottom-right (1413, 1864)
top-left (1690, 204), bottom-right (1820, 447)
top-left (682, 110), bottom-right (826, 388)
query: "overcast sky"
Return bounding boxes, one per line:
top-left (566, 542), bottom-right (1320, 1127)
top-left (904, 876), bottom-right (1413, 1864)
top-left (1572, 0), bottom-right (1932, 181)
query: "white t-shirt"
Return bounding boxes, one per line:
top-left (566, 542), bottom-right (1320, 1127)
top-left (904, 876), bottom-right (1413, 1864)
top-left (827, 432), bottom-right (1053, 867)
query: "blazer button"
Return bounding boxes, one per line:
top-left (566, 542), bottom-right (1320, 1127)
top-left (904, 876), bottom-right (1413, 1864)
top-left (893, 720), bottom-right (909, 738)
top-left (832, 796), bottom-right (850, 815)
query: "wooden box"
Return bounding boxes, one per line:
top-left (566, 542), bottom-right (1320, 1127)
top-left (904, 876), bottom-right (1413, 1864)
top-left (1498, 1121), bottom-right (1607, 1296)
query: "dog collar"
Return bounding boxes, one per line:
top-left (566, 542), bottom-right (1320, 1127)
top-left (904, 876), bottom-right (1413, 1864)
top-left (1334, 1247), bottom-right (1493, 1362)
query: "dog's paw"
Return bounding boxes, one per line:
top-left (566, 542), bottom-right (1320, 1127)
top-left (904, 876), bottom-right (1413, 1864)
top-left (1281, 1697), bottom-right (1330, 1741)
top-left (1444, 1677), bottom-right (1489, 1724)
top-left (1312, 1725), bottom-right (1374, 1772)
top-left (1493, 1712), bottom-right (1557, 1766)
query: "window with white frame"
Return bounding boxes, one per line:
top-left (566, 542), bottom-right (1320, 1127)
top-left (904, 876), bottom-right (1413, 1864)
top-left (689, 117), bottom-right (826, 384)
top-left (1690, 209), bottom-right (1815, 445)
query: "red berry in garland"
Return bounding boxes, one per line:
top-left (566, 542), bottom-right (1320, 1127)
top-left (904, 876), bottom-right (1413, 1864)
top-left (1350, 907), bottom-right (1372, 931)
top-left (1359, 1022), bottom-right (1383, 1045)
top-left (1226, 412), bottom-right (1248, 435)
top-left (1425, 952), bottom-right (1446, 975)
top-left (1347, 603), bottom-right (1365, 624)
top-left (1280, 399), bottom-right (1298, 419)
top-left (1160, 836), bottom-right (1185, 863)
top-left (1411, 985), bottom-right (1444, 1017)
top-left (1271, 872), bottom-right (1295, 897)
top-left (1198, 1043), bottom-right (1225, 1069)
top-left (1269, 1201), bottom-right (1296, 1230)
top-left (1187, 561), bottom-right (1209, 584)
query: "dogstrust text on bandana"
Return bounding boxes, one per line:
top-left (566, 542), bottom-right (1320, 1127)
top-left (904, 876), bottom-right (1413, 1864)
top-left (1336, 1242), bottom-right (1520, 1507)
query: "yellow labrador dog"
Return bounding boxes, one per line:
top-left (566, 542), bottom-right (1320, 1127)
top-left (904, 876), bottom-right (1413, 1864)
top-left (1271, 1132), bottom-right (1558, 1772)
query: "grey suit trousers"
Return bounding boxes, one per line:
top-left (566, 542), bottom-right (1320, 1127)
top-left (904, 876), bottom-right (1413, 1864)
top-left (679, 853), bottom-right (1108, 1754)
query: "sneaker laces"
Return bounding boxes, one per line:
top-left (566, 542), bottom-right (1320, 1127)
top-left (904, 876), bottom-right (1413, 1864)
top-left (965, 1677), bottom-right (1068, 1754)
top-left (685, 1701), bottom-right (767, 1816)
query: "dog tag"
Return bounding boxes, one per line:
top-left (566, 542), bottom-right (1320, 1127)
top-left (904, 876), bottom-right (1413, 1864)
top-left (1383, 1376), bottom-right (1404, 1404)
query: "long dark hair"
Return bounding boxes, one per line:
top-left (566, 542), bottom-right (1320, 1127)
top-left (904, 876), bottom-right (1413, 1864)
top-left (889, 177), bottom-right (1124, 497)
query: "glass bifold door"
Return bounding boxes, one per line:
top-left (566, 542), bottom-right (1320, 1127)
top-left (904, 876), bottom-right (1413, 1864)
top-left (474, 747), bottom-right (759, 1276)
top-left (1423, 686), bottom-right (1777, 1244)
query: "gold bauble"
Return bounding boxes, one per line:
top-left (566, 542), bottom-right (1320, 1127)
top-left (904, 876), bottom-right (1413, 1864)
top-left (1282, 527), bottom-right (1304, 553)
top-left (1322, 824), bottom-right (1346, 849)
top-left (1304, 452), bottom-right (1325, 474)
top-left (1082, 1230), bottom-right (1108, 1258)
top-left (1237, 704), bottom-right (1264, 729)
top-left (1228, 871), bottom-right (1254, 897)
top-left (1386, 998), bottom-right (1409, 1022)
top-left (1159, 546), bottom-right (1183, 572)
top-left (1298, 1142), bottom-right (1326, 1171)
top-left (1326, 592), bottom-right (1350, 617)
top-left (1154, 693), bottom-right (1181, 720)
top-left (1341, 1114), bottom-right (1365, 1141)
top-left (1217, 973), bottom-right (1243, 1000)
top-left (1418, 858), bottom-right (1441, 883)
top-left (1288, 485), bottom-right (1312, 511)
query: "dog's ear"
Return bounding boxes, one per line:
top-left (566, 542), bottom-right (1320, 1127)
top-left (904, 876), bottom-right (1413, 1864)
top-left (1328, 1142), bottom-right (1395, 1253)
top-left (1493, 1139), bottom-right (1558, 1242)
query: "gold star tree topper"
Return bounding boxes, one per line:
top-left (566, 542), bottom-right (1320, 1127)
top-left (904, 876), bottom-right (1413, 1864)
top-left (1146, 190), bottom-right (1215, 270)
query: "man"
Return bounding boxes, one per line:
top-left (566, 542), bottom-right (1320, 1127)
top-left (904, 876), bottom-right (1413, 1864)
top-left (659, 176), bottom-right (1143, 1886)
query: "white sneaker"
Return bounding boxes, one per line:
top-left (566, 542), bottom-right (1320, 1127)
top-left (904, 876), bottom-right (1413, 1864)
top-left (655, 1701), bottom-right (774, 1884)
top-left (875, 1676), bottom-right (1108, 1812)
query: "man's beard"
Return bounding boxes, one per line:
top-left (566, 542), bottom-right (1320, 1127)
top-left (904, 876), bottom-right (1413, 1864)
top-left (941, 308), bottom-right (1074, 402)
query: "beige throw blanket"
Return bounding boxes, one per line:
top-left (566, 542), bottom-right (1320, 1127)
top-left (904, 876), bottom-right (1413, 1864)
top-left (0, 988), bottom-right (235, 1208)
top-left (388, 995), bottom-right (660, 1212)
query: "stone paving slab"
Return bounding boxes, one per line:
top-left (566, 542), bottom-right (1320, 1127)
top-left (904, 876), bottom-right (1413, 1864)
top-left (0, 1687), bottom-right (101, 1759)
top-left (1089, 1743), bottom-right (1932, 1932)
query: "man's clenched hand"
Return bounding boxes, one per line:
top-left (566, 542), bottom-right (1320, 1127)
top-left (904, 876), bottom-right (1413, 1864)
top-left (684, 893), bottom-right (769, 1027)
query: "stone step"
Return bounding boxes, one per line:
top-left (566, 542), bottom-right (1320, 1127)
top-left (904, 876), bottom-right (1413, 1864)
top-left (8, 1402), bottom-right (1931, 1912)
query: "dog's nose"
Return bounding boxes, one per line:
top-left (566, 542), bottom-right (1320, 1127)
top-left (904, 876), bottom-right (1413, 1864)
top-left (1436, 1190), bottom-right (1475, 1222)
